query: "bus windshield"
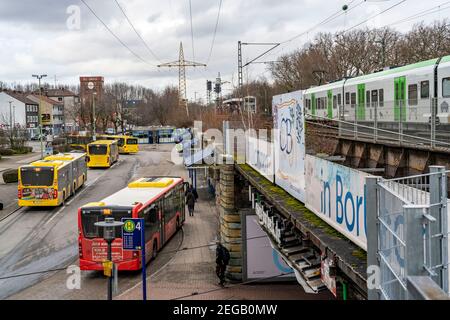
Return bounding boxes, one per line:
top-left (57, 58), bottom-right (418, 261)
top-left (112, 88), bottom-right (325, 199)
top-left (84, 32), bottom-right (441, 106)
top-left (81, 209), bottom-right (131, 238)
top-left (20, 167), bottom-right (54, 186)
top-left (127, 138), bottom-right (137, 145)
top-left (89, 145), bottom-right (107, 155)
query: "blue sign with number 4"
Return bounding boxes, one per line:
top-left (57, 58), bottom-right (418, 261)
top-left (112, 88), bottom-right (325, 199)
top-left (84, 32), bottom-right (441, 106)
top-left (121, 218), bottom-right (144, 250)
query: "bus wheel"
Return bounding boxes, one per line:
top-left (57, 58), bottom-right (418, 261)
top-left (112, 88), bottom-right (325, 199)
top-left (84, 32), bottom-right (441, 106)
top-left (152, 241), bottom-right (158, 260)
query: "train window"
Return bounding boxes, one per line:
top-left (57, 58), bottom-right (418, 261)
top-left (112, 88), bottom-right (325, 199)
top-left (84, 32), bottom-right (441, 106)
top-left (408, 84), bottom-right (418, 106)
top-left (345, 92), bottom-right (350, 105)
top-left (371, 90), bottom-right (378, 107)
top-left (350, 93), bottom-right (356, 106)
top-left (333, 95), bottom-right (337, 109)
top-left (366, 91), bottom-right (370, 107)
top-left (443, 78), bottom-right (450, 97)
top-left (420, 81), bottom-right (430, 99)
top-left (379, 89), bottom-right (384, 107)
top-left (338, 93), bottom-right (342, 106)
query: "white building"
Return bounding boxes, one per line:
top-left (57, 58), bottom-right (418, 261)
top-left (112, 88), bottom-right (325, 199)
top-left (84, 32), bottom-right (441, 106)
top-left (44, 89), bottom-right (80, 132)
top-left (0, 91), bottom-right (39, 138)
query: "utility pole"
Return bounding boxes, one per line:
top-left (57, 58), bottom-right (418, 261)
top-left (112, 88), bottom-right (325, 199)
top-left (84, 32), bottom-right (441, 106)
top-left (8, 101), bottom-right (12, 140)
top-left (92, 92), bottom-right (96, 141)
top-left (32, 74), bottom-right (47, 159)
top-left (157, 42), bottom-right (206, 117)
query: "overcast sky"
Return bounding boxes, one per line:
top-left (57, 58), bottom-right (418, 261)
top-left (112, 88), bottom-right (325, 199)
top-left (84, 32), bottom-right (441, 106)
top-left (0, 0), bottom-right (448, 101)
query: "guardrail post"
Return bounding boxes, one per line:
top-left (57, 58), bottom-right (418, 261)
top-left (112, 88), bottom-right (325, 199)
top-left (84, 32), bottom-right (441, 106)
top-left (431, 98), bottom-right (436, 149)
top-left (429, 166), bottom-right (447, 291)
top-left (366, 176), bottom-right (380, 300)
top-left (404, 205), bottom-right (427, 300)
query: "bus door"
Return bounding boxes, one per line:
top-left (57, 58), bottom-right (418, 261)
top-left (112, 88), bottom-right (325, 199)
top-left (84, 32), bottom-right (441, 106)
top-left (159, 199), bottom-right (165, 246)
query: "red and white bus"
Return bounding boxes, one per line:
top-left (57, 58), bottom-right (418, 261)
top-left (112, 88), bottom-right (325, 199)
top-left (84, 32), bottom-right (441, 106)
top-left (78, 176), bottom-right (186, 271)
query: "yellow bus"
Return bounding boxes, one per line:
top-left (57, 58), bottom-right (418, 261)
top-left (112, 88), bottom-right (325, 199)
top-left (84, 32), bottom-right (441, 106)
top-left (97, 135), bottom-right (139, 154)
top-left (18, 152), bottom-right (88, 207)
top-left (67, 135), bottom-right (93, 151)
top-left (87, 140), bottom-right (119, 168)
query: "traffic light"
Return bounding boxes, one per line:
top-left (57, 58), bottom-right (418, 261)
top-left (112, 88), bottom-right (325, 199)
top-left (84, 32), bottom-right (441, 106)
top-left (206, 80), bottom-right (212, 91)
top-left (214, 82), bottom-right (221, 94)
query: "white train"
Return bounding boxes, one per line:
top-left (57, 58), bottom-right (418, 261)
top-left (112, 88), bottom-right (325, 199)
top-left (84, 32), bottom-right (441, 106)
top-left (303, 55), bottom-right (450, 127)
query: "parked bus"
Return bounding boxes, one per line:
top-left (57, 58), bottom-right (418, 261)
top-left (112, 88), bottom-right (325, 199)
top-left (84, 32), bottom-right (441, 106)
top-left (78, 176), bottom-right (186, 270)
top-left (86, 140), bottom-right (119, 168)
top-left (67, 135), bottom-right (93, 151)
top-left (97, 135), bottom-right (139, 154)
top-left (18, 152), bottom-right (88, 207)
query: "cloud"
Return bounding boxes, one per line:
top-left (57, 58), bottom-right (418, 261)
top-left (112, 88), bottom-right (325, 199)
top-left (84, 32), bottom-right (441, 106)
top-left (0, 0), bottom-right (444, 100)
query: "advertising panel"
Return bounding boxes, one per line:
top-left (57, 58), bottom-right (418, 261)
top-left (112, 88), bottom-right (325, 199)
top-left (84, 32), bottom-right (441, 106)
top-left (305, 154), bottom-right (368, 250)
top-left (272, 90), bottom-right (306, 202)
top-left (245, 215), bottom-right (293, 280)
top-left (246, 135), bottom-right (274, 183)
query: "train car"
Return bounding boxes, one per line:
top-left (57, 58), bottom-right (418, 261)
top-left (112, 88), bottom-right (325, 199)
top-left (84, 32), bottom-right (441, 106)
top-left (303, 55), bottom-right (450, 132)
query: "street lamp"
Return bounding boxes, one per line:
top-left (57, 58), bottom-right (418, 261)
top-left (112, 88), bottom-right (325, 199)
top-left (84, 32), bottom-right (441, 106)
top-left (94, 217), bottom-right (124, 300)
top-left (32, 74), bottom-right (47, 159)
top-left (92, 91), bottom-right (97, 141)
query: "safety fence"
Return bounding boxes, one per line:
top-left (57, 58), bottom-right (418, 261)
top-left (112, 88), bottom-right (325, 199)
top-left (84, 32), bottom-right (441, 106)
top-left (367, 166), bottom-right (449, 299)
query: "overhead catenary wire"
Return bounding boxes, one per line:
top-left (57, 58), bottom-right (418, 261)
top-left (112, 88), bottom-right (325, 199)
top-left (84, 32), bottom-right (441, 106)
top-left (113, 0), bottom-right (162, 63)
top-left (80, 0), bottom-right (154, 68)
top-left (384, 1), bottom-right (450, 28)
top-left (280, 0), bottom-right (364, 45)
top-left (189, 0), bottom-right (196, 62)
top-left (206, 0), bottom-right (223, 65)
top-left (342, 0), bottom-right (407, 33)
top-left (0, 233), bottom-right (271, 281)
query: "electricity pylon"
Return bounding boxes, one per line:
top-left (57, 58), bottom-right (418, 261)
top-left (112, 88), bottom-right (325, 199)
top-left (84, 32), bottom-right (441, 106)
top-left (157, 42), bottom-right (206, 116)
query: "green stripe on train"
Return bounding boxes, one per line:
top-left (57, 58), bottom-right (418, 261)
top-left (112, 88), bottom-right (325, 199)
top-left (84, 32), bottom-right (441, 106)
top-left (327, 90), bottom-right (333, 119)
top-left (357, 83), bottom-right (365, 121)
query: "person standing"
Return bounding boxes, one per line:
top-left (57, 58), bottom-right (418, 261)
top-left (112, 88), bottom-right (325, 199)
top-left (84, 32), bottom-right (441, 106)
top-left (215, 241), bottom-right (230, 286)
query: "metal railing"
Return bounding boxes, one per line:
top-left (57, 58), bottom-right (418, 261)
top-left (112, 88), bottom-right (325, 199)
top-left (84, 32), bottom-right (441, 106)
top-left (306, 98), bottom-right (450, 150)
top-left (366, 166), bottom-right (449, 300)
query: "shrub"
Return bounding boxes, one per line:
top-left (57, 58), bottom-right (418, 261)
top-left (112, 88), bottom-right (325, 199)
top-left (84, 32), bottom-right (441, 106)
top-left (12, 146), bottom-right (32, 154)
top-left (2, 169), bottom-right (18, 183)
top-left (0, 148), bottom-right (14, 156)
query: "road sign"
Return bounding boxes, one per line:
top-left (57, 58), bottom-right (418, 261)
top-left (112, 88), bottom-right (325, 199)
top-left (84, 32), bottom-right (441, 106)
top-left (121, 217), bottom-right (147, 300)
top-left (121, 218), bottom-right (144, 251)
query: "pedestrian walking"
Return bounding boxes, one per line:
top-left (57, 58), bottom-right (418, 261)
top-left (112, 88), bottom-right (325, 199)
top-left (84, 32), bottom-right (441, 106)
top-left (186, 188), bottom-right (196, 216)
top-left (215, 241), bottom-right (230, 286)
top-left (185, 184), bottom-right (198, 217)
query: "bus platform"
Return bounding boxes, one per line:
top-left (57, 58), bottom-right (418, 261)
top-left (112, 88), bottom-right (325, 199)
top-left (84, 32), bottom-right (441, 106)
top-left (116, 188), bottom-right (334, 301)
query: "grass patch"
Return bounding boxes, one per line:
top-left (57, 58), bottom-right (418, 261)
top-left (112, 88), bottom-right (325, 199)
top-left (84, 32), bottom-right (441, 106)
top-left (238, 164), bottom-right (346, 239)
top-left (352, 248), bottom-right (367, 261)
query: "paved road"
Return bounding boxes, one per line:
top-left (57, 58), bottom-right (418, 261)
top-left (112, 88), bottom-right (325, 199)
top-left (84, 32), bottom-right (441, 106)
top-left (0, 144), bottom-right (185, 299)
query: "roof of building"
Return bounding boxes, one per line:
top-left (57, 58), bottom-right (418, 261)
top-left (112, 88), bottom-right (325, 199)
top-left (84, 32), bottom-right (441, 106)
top-left (28, 94), bottom-right (64, 106)
top-left (41, 88), bottom-right (77, 97)
top-left (1, 90), bottom-right (38, 105)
